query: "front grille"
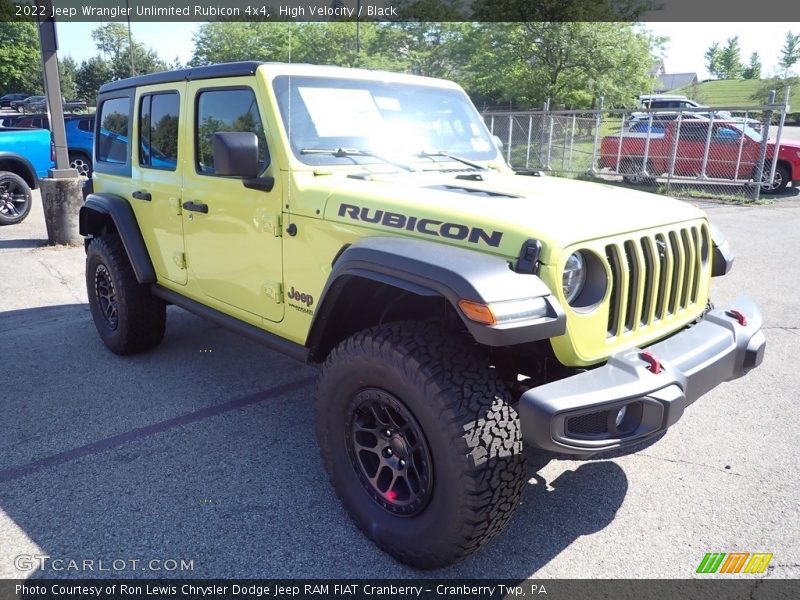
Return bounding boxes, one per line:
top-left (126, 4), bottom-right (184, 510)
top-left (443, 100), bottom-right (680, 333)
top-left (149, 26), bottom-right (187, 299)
top-left (606, 224), bottom-right (708, 338)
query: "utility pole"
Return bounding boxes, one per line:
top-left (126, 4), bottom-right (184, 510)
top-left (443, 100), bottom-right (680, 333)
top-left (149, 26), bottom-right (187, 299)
top-left (35, 0), bottom-right (84, 246)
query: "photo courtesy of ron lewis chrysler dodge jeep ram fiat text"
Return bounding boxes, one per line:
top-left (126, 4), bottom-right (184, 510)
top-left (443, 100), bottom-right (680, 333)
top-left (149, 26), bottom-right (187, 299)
top-left (78, 62), bottom-right (766, 569)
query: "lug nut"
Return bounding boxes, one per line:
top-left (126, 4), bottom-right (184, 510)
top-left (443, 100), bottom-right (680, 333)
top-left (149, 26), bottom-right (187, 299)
top-left (384, 429), bottom-right (392, 437)
top-left (385, 447), bottom-right (393, 456)
top-left (399, 459), bottom-right (406, 468)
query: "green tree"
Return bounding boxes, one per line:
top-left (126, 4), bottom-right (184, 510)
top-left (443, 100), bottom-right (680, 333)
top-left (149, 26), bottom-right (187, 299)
top-left (742, 52), bottom-right (762, 80)
top-left (779, 31), bottom-right (800, 77)
top-left (0, 22), bottom-right (43, 96)
top-left (58, 55), bottom-right (78, 100)
top-left (704, 43), bottom-right (723, 79)
top-left (462, 22), bottom-right (661, 109)
top-left (91, 22), bottom-right (166, 80)
top-left (718, 36), bottom-right (743, 79)
top-left (189, 22), bottom-right (292, 65)
top-left (76, 56), bottom-right (114, 102)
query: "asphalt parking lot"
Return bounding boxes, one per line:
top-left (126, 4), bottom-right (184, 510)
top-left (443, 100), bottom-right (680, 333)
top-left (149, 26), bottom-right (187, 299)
top-left (1, 190), bottom-right (799, 580)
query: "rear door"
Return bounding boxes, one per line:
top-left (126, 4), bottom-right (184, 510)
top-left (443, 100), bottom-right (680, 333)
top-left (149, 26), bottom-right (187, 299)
top-left (130, 83), bottom-right (187, 285)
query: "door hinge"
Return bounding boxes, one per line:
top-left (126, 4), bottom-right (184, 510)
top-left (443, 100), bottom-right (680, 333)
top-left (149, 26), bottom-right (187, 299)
top-left (263, 281), bottom-right (283, 304)
top-left (169, 197), bottom-right (182, 215)
top-left (173, 252), bottom-right (186, 269)
top-left (260, 213), bottom-right (282, 236)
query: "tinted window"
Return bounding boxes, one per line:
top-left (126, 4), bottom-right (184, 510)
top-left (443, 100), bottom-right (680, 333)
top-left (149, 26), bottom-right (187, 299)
top-left (679, 124), bottom-right (709, 140)
top-left (97, 97), bottom-right (130, 164)
top-left (140, 92), bottom-right (179, 170)
top-left (77, 118), bottom-right (94, 132)
top-left (195, 88), bottom-right (268, 175)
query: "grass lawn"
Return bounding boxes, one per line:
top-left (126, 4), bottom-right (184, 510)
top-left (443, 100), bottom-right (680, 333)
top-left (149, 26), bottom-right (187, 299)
top-left (672, 79), bottom-right (796, 108)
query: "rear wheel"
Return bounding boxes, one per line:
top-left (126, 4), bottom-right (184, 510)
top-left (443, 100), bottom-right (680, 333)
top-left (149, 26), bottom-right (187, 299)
top-left (86, 235), bottom-right (166, 355)
top-left (621, 159), bottom-right (656, 186)
top-left (315, 322), bottom-right (526, 569)
top-left (69, 152), bottom-right (92, 177)
top-left (0, 171), bottom-right (33, 226)
top-left (759, 163), bottom-right (790, 195)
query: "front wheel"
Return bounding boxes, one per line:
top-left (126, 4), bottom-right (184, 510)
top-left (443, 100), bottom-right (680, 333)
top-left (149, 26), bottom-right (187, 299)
top-left (86, 235), bottom-right (166, 355)
top-left (315, 322), bottom-right (526, 569)
top-left (0, 171), bottom-right (33, 226)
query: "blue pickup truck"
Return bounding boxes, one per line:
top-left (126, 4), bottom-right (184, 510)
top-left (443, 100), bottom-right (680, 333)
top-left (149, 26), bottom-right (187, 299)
top-left (0, 128), bottom-right (53, 225)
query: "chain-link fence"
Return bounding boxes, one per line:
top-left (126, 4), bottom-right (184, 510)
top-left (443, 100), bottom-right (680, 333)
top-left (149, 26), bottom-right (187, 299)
top-left (482, 90), bottom-right (791, 201)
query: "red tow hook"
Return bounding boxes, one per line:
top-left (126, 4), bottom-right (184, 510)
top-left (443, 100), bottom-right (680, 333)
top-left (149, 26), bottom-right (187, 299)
top-left (727, 309), bottom-right (748, 326)
top-left (639, 351), bottom-right (663, 374)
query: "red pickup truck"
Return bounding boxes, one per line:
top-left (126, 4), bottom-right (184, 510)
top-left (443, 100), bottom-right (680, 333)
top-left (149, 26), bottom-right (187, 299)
top-left (599, 120), bottom-right (800, 194)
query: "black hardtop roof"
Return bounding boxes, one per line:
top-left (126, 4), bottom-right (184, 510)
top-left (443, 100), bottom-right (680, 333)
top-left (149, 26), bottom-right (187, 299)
top-left (98, 61), bottom-right (267, 94)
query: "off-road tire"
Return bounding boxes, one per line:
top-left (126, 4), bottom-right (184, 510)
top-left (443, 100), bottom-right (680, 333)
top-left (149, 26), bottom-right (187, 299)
top-left (0, 171), bottom-right (33, 226)
top-left (315, 322), bottom-right (526, 569)
top-left (86, 235), bottom-right (166, 355)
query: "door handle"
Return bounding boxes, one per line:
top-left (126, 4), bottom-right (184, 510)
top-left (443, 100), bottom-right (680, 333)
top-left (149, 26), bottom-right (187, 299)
top-left (182, 201), bottom-right (208, 214)
top-left (132, 190), bottom-right (151, 201)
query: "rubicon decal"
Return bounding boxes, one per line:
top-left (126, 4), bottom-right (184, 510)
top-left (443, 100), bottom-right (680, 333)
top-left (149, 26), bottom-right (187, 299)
top-left (696, 552), bottom-right (773, 574)
top-left (338, 203), bottom-right (503, 248)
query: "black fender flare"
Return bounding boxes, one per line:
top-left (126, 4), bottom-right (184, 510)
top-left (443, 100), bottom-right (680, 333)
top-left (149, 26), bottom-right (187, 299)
top-left (307, 237), bottom-right (565, 352)
top-left (0, 151), bottom-right (39, 189)
top-left (79, 193), bottom-right (156, 284)
top-left (709, 223), bottom-right (734, 277)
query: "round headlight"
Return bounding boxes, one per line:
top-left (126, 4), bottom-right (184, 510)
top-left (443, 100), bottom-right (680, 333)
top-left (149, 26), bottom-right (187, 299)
top-left (562, 252), bottom-right (586, 304)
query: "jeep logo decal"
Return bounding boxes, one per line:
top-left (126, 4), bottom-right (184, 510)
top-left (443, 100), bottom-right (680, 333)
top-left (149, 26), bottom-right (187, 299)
top-left (287, 286), bottom-right (314, 307)
top-left (337, 203), bottom-right (503, 248)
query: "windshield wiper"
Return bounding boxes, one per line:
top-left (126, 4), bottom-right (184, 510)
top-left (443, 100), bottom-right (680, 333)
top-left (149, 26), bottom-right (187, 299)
top-left (299, 147), bottom-right (417, 172)
top-left (417, 150), bottom-right (487, 171)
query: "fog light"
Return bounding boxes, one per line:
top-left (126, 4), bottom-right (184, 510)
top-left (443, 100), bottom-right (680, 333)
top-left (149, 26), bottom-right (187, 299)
top-left (614, 406), bottom-right (627, 428)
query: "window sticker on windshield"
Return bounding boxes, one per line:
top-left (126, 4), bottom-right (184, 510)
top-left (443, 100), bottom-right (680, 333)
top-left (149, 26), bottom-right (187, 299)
top-left (471, 138), bottom-right (491, 152)
top-left (374, 96), bottom-right (401, 111)
top-left (298, 87), bottom-right (383, 137)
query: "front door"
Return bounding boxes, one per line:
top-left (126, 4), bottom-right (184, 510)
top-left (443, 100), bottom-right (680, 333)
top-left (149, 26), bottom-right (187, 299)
top-left (181, 79), bottom-right (284, 323)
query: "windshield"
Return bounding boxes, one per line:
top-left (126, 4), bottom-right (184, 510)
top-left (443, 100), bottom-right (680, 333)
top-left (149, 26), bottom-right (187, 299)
top-left (272, 75), bottom-right (497, 167)
top-left (731, 123), bottom-right (762, 142)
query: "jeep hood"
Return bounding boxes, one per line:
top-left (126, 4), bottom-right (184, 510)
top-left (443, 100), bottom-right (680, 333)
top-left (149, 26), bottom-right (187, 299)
top-left (313, 170), bottom-right (706, 264)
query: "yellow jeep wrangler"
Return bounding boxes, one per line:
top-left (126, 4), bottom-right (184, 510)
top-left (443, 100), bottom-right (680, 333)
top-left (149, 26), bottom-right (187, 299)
top-left (79, 62), bottom-right (765, 568)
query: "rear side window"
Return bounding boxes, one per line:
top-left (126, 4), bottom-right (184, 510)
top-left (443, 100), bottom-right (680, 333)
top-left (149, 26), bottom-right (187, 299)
top-left (96, 97), bottom-right (130, 164)
top-left (139, 92), bottom-right (180, 170)
top-left (77, 118), bottom-right (94, 132)
top-left (195, 88), bottom-right (269, 175)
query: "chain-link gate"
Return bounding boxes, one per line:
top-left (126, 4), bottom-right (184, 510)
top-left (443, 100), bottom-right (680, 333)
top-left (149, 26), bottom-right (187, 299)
top-left (483, 89), bottom-right (791, 201)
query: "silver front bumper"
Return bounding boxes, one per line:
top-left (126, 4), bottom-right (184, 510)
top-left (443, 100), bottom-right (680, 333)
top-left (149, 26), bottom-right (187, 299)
top-left (519, 297), bottom-right (765, 455)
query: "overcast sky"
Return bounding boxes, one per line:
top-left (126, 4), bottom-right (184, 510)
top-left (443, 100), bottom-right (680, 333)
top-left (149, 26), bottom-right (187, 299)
top-left (55, 21), bottom-right (800, 79)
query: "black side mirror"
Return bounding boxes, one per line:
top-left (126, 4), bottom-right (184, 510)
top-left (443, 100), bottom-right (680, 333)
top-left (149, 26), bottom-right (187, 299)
top-left (213, 131), bottom-right (260, 177)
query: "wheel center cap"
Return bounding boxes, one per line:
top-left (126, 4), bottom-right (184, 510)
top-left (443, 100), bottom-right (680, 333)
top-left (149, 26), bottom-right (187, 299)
top-left (389, 434), bottom-right (409, 459)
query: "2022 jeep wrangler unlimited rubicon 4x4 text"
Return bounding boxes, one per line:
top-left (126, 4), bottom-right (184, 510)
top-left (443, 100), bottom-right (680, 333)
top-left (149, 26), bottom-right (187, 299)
top-left (79, 62), bottom-right (766, 569)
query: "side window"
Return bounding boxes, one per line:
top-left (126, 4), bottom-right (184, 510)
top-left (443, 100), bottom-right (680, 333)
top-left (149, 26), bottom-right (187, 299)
top-left (97, 97), bottom-right (130, 164)
top-left (679, 124), bottom-right (709, 141)
top-left (195, 88), bottom-right (268, 175)
top-left (77, 118), bottom-right (94, 133)
top-left (139, 92), bottom-right (180, 171)
top-left (715, 126), bottom-right (741, 142)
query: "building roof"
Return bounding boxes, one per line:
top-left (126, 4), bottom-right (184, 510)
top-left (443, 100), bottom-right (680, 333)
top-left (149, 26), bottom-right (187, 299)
top-left (658, 72), bottom-right (699, 92)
